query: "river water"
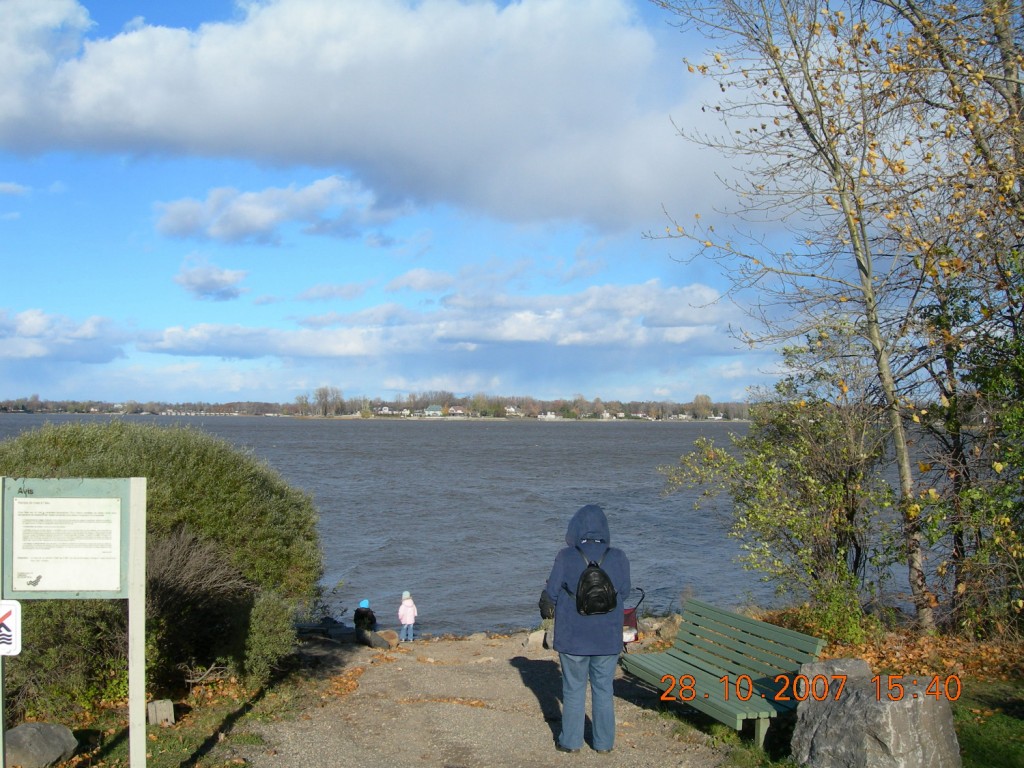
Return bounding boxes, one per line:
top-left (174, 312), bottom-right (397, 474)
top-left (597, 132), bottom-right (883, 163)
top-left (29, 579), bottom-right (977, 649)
top-left (0, 414), bottom-right (774, 635)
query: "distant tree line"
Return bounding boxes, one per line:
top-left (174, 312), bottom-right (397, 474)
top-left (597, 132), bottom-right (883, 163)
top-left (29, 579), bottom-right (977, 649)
top-left (0, 391), bottom-right (750, 421)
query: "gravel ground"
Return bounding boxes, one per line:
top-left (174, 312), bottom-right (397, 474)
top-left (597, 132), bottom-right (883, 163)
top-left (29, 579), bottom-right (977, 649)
top-left (221, 632), bottom-right (733, 768)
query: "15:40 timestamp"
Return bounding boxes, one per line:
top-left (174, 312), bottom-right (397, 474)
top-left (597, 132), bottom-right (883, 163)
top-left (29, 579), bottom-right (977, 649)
top-left (659, 672), bottom-right (962, 703)
top-left (872, 674), bottom-right (962, 702)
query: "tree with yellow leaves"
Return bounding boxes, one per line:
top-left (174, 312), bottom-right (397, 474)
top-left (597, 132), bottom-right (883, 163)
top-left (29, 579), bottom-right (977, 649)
top-left (653, 0), bottom-right (1023, 634)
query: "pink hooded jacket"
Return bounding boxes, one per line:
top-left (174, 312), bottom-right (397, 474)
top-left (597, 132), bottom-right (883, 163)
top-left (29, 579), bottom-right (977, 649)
top-left (398, 597), bottom-right (417, 625)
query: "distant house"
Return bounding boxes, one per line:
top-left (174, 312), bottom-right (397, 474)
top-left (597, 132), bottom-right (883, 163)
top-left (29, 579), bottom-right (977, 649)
top-left (504, 405), bottom-right (519, 416)
top-left (424, 405), bottom-right (444, 417)
top-left (448, 406), bottom-right (466, 417)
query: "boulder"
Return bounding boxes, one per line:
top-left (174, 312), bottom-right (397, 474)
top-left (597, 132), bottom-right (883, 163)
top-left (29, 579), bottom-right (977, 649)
top-left (356, 628), bottom-right (393, 650)
top-left (5, 722), bottom-right (77, 768)
top-left (655, 613), bottom-right (682, 640)
top-left (377, 629), bottom-right (400, 649)
top-left (791, 658), bottom-right (961, 768)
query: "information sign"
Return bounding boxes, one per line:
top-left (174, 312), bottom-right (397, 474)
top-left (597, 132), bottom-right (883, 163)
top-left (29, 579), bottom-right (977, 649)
top-left (12, 496), bottom-right (121, 593)
top-left (2, 478), bottom-right (131, 600)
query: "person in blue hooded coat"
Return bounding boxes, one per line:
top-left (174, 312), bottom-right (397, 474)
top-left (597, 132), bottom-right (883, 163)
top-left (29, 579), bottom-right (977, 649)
top-left (543, 504), bottom-right (630, 754)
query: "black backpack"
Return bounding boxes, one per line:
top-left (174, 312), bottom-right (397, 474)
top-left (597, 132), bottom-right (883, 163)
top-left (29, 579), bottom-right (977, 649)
top-left (566, 545), bottom-right (617, 615)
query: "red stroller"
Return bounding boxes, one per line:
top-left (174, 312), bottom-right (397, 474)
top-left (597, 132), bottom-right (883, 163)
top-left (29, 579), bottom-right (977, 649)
top-left (621, 587), bottom-right (645, 653)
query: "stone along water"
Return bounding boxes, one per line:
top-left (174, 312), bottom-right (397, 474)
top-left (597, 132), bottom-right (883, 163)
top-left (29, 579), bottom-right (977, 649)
top-left (0, 414), bottom-right (772, 635)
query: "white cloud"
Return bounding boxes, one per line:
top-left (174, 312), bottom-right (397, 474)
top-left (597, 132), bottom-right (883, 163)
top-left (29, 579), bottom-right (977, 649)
top-left (386, 268), bottom-right (455, 293)
top-left (156, 176), bottom-right (400, 243)
top-left (0, 308), bottom-right (123, 362)
top-left (174, 261), bottom-right (248, 301)
top-left (0, 182), bottom-right (28, 195)
top-left (141, 278), bottom-right (736, 360)
top-left (140, 323), bottom-right (388, 359)
top-left (0, 0), bottom-right (715, 231)
top-left (297, 283), bottom-right (369, 302)
top-left (0, 287), bottom-right (775, 401)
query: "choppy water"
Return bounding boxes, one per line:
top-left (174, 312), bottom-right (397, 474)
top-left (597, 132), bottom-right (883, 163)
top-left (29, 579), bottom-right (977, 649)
top-left (0, 414), bottom-right (773, 635)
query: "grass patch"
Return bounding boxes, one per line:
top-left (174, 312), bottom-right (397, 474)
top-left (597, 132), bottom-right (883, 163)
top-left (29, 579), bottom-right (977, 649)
top-left (62, 656), bottom-right (344, 768)
top-left (953, 678), bottom-right (1024, 768)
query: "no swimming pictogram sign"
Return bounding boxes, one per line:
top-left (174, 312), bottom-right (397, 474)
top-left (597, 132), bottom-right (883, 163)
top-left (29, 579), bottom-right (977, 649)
top-left (0, 601), bottom-right (21, 656)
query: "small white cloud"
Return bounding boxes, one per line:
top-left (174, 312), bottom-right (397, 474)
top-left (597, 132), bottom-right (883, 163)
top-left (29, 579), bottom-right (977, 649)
top-left (297, 283), bottom-right (368, 302)
top-left (0, 182), bottom-right (28, 195)
top-left (156, 176), bottom-right (401, 244)
top-left (174, 261), bottom-right (248, 301)
top-left (0, 308), bottom-right (123, 362)
top-left (386, 268), bottom-right (455, 293)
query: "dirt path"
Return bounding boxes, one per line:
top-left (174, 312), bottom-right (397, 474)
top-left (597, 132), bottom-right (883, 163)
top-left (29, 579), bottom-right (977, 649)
top-left (222, 632), bottom-right (731, 768)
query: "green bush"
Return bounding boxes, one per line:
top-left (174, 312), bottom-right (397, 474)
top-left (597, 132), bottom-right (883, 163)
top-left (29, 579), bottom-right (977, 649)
top-left (0, 420), bottom-right (323, 721)
top-left (6, 599), bottom-right (128, 722)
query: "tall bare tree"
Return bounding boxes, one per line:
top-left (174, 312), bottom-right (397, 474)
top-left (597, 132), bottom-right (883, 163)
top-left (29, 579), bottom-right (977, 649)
top-left (313, 386), bottom-right (343, 417)
top-left (652, 0), bottom-right (940, 627)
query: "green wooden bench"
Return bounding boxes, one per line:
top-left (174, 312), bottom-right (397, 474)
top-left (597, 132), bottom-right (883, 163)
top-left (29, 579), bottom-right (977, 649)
top-left (619, 598), bottom-right (824, 748)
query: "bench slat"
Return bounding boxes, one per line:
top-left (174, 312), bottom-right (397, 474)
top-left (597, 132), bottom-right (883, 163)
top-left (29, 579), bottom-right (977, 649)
top-left (671, 624), bottom-right (817, 678)
top-left (645, 651), bottom-right (802, 716)
top-left (684, 599), bottom-right (824, 655)
top-left (620, 652), bottom-right (789, 722)
top-left (681, 603), bottom-right (823, 660)
top-left (620, 655), bottom-right (763, 725)
top-left (619, 660), bottom-right (745, 728)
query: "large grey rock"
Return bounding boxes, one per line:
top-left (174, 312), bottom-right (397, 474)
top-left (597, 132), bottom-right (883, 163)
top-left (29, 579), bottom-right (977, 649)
top-left (372, 630), bottom-right (395, 651)
top-left (791, 658), bottom-right (961, 768)
top-left (5, 722), bottom-right (77, 768)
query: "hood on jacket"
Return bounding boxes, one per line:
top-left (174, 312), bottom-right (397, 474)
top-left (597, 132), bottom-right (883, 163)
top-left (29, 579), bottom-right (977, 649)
top-left (565, 504), bottom-right (610, 547)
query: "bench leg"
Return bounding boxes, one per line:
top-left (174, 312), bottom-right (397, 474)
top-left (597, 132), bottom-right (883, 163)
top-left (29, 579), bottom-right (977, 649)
top-left (754, 717), bottom-right (769, 750)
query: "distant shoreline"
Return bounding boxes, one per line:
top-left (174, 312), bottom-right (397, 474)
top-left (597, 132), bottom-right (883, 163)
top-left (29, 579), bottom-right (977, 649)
top-left (0, 411), bottom-right (749, 424)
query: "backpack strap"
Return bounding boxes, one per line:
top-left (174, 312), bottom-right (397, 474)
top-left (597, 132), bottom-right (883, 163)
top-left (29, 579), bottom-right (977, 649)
top-left (576, 544), bottom-right (608, 567)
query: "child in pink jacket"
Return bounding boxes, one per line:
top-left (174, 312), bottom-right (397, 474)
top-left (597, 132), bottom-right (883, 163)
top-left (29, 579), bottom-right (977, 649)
top-left (398, 590), bottom-right (417, 642)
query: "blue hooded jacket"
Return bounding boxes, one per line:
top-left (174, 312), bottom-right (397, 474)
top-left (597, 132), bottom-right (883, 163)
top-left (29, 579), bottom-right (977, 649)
top-left (544, 504), bottom-right (630, 656)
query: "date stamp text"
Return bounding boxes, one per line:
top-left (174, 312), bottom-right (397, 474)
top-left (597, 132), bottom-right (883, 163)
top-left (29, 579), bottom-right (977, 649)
top-left (659, 673), bottom-right (962, 703)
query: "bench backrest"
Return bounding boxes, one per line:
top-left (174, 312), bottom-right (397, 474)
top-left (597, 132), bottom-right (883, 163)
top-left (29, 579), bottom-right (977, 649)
top-left (670, 599), bottom-right (824, 681)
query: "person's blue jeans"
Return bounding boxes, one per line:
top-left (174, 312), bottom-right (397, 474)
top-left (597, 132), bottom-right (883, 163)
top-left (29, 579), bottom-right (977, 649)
top-left (400, 623), bottom-right (414, 642)
top-left (557, 652), bottom-right (618, 752)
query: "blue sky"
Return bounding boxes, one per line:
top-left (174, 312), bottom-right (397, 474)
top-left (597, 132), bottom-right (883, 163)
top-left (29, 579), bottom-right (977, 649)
top-left (0, 0), bottom-right (779, 405)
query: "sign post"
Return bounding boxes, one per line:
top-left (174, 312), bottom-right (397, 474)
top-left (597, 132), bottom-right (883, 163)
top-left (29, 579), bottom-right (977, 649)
top-left (0, 478), bottom-right (146, 765)
top-left (0, 596), bottom-right (22, 758)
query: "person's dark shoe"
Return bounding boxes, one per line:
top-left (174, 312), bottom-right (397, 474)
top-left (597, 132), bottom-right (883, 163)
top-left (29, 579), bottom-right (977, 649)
top-left (594, 748), bottom-right (613, 754)
top-left (555, 743), bottom-right (580, 753)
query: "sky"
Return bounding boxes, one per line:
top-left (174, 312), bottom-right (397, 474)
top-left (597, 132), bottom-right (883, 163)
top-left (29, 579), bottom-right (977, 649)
top-left (0, 0), bottom-right (782, 405)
